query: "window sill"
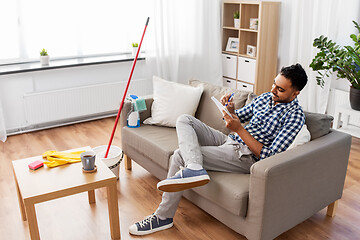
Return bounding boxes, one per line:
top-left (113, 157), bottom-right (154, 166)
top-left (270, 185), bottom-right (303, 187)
top-left (0, 53), bottom-right (145, 76)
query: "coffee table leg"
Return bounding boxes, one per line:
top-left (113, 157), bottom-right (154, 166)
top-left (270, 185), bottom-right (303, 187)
top-left (107, 181), bottom-right (120, 239)
top-left (88, 190), bottom-right (96, 204)
top-left (14, 170), bottom-right (27, 221)
top-left (25, 203), bottom-right (40, 240)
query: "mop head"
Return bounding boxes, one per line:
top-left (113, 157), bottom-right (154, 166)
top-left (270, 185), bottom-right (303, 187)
top-left (134, 98), bottom-right (147, 112)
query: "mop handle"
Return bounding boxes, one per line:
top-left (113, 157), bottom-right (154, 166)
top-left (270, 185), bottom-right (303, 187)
top-left (104, 17), bottom-right (150, 158)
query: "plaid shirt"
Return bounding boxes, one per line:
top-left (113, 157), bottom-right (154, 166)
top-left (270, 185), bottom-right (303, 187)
top-left (231, 92), bottom-right (305, 160)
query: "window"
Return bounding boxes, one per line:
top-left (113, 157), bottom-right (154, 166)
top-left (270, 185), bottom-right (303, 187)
top-left (0, 0), bottom-right (152, 64)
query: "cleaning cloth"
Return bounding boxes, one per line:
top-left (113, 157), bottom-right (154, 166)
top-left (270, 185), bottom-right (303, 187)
top-left (134, 98), bottom-right (147, 112)
top-left (42, 150), bottom-right (85, 168)
top-left (129, 94), bottom-right (147, 112)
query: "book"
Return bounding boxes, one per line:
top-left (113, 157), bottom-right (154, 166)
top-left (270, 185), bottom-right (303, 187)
top-left (211, 96), bottom-right (234, 119)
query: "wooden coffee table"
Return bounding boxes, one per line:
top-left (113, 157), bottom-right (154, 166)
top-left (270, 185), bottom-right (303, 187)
top-left (12, 146), bottom-right (120, 240)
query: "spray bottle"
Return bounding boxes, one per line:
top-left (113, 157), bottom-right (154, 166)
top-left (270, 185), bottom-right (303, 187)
top-left (127, 95), bottom-right (140, 128)
top-left (127, 94), bottom-right (147, 128)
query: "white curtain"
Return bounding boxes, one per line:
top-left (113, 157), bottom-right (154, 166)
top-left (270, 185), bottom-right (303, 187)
top-left (0, 99), bottom-right (6, 142)
top-left (146, 0), bottom-right (223, 85)
top-left (278, 0), bottom-right (360, 113)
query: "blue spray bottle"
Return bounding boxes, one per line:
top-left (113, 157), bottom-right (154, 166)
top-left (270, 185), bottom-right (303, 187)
top-left (127, 95), bottom-right (140, 128)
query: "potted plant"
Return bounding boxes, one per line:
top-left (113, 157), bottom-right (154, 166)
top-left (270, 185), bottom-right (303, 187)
top-left (234, 11), bottom-right (240, 28)
top-left (310, 20), bottom-right (360, 110)
top-left (132, 43), bottom-right (139, 57)
top-left (40, 48), bottom-right (49, 66)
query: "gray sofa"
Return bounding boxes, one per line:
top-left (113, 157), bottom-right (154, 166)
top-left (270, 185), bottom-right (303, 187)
top-left (120, 80), bottom-right (352, 240)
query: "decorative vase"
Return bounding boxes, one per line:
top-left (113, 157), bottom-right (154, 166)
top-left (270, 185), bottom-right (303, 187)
top-left (234, 19), bottom-right (240, 28)
top-left (40, 56), bottom-right (50, 66)
top-left (132, 47), bottom-right (138, 57)
top-left (350, 86), bottom-right (360, 111)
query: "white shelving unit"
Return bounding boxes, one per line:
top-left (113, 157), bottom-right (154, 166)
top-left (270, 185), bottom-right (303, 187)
top-left (221, 1), bottom-right (280, 95)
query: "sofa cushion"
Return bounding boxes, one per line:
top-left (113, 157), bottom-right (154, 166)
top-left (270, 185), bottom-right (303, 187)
top-left (143, 76), bottom-right (203, 127)
top-left (304, 111), bottom-right (333, 140)
top-left (122, 125), bottom-right (178, 169)
top-left (287, 124), bottom-right (311, 149)
top-left (189, 171), bottom-right (250, 217)
top-left (189, 80), bottom-right (251, 135)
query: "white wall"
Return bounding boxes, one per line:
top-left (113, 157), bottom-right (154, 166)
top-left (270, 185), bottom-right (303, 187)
top-left (0, 60), bottom-right (155, 133)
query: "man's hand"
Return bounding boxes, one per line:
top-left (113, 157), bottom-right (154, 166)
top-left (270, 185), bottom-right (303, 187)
top-left (223, 111), bottom-right (242, 132)
top-left (220, 93), bottom-right (235, 114)
top-left (223, 110), bottom-right (263, 159)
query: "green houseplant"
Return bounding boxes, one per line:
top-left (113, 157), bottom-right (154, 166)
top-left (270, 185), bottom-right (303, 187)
top-left (39, 48), bottom-right (50, 66)
top-left (40, 48), bottom-right (48, 56)
top-left (132, 43), bottom-right (139, 57)
top-left (309, 20), bottom-right (360, 110)
top-left (233, 11), bottom-right (240, 28)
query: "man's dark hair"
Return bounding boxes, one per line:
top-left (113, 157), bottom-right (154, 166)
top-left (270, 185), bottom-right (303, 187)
top-left (280, 63), bottom-right (308, 91)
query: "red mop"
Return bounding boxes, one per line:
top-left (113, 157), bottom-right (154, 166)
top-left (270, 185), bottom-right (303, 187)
top-left (104, 17), bottom-right (150, 158)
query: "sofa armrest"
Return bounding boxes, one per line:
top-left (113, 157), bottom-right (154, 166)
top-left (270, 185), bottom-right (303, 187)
top-left (246, 130), bottom-right (352, 240)
top-left (120, 96), bottom-right (154, 128)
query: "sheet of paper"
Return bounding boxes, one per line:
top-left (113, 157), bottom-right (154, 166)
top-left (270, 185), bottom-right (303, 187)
top-left (211, 96), bottom-right (234, 119)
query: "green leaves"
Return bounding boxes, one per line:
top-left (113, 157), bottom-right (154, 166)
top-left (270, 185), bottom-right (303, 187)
top-left (233, 11), bottom-right (239, 19)
top-left (40, 48), bottom-right (48, 56)
top-left (132, 43), bottom-right (139, 47)
top-left (309, 21), bottom-right (360, 90)
top-left (353, 20), bottom-right (360, 33)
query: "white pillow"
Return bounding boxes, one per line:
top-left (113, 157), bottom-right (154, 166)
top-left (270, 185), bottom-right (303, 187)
top-left (287, 124), bottom-right (311, 150)
top-left (143, 76), bottom-right (203, 127)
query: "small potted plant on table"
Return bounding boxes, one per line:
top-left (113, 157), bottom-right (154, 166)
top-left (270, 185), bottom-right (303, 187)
top-left (40, 48), bottom-right (50, 66)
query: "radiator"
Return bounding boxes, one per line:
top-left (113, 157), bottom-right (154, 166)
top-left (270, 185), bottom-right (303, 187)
top-left (23, 79), bottom-right (151, 125)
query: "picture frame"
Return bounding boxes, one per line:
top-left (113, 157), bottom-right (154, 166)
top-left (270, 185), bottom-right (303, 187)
top-left (246, 45), bottom-right (256, 57)
top-left (249, 18), bottom-right (259, 30)
top-left (226, 37), bottom-right (239, 52)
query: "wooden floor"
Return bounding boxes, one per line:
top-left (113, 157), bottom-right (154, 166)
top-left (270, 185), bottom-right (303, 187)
top-left (1, 117), bottom-right (359, 240)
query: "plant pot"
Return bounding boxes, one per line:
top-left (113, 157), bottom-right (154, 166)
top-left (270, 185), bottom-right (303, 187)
top-left (234, 19), bottom-right (240, 28)
top-left (350, 86), bottom-right (360, 111)
top-left (40, 56), bottom-right (50, 66)
top-left (132, 47), bottom-right (138, 57)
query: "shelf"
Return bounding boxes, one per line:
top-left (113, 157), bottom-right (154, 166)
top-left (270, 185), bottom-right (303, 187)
top-left (240, 4), bottom-right (259, 29)
top-left (223, 3), bottom-right (241, 27)
top-left (222, 29), bottom-right (240, 52)
top-left (240, 28), bottom-right (258, 33)
top-left (222, 51), bottom-right (238, 55)
top-left (239, 31), bottom-right (257, 56)
top-left (237, 79), bottom-right (254, 85)
top-left (238, 53), bottom-right (256, 59)
top-left (223, 26), bottom-right (240, 30)
top-left (221, 52), bottom-right (256, 60)
top-left (222, 27), bottom-right (258, 33)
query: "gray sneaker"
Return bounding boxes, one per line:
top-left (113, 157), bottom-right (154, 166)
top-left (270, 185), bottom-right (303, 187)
top-left (157, 167), bottom-right (210, 192)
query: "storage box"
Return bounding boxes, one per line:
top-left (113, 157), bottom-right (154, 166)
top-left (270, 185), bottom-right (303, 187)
top-left (237, 82), bottom-right (254, 92)
top-left (222, 54), bottom-right (237, 79)
top-left (223, 78), bottom-right (236, 89)
top-left (237, 57), bottom-right (256, 84)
